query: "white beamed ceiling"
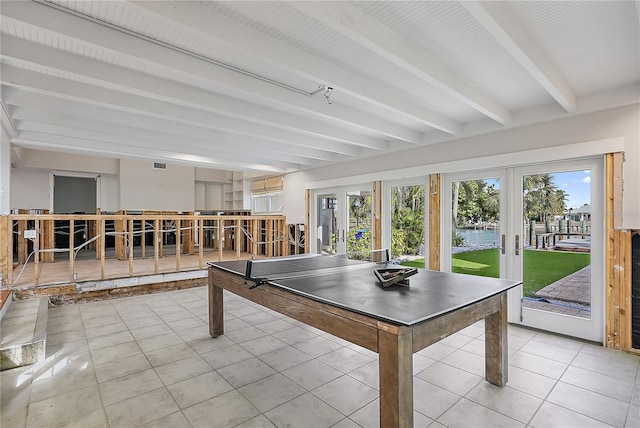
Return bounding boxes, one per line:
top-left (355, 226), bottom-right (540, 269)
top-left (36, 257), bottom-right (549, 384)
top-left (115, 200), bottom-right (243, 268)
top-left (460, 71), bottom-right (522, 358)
top-left (1, 0), bottom-right (638, 174)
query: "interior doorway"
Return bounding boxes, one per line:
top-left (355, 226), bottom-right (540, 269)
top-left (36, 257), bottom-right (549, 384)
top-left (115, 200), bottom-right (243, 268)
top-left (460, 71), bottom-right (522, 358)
top-left (54, 175), bottom-right (97, 214)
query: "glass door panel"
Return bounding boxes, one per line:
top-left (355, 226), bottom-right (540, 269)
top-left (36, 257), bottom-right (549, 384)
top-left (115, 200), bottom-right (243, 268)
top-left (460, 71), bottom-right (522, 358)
top-left (314, 185), bottom-right (372, 259)
top-left (390, 184), bottom-right (426, 267)
top-left (346, 189), bottom-right (372, 260)
top-left (316, 193), bottom-right (338, 255)
top-left (443, 171), bottom-right (507, 280)
top-left (512, 159), bottom-right (603, 342)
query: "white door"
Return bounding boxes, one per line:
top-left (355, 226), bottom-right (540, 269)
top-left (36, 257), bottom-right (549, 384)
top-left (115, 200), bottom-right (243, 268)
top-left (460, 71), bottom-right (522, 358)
top-left (442, 170), bottom-right (509, 279)
top-left (312, 185), bottom-right (372, 259)
top-left (510, 159), bottom-right (604, 342)
top-left (442, 159), bottom-right (604, 342)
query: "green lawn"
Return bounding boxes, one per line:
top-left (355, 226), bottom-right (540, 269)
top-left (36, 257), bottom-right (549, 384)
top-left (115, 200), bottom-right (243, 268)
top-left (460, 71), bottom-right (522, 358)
top-left (401, 249), bottom-right (591, 296)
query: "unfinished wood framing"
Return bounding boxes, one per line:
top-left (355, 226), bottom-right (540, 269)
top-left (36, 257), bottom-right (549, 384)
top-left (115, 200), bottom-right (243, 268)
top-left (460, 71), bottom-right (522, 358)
top-left (305, 189), bottom-right (311, 254)
top-left (429, 174), bottom-right (441, 271)
top-left (372, 180), bottom-right (383, 251)
top-left (605, 152), bottom-right (632, 350)
top-left (2, 213), bottom-right (292, 290)
top-left (0, 215), bottom-right (10, 284)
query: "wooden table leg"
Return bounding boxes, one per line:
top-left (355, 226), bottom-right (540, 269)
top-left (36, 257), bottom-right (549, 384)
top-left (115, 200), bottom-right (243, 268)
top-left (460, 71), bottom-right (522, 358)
top-left (485, 292), bottom-right (508, 386)
top-left (378, 324), bottom-right (413, 428)
top-left (208, 270), bottom-right (224, 337)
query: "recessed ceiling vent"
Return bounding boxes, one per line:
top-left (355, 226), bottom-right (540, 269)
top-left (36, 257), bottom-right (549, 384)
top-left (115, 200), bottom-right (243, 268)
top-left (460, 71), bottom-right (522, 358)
top-left (153, 162), bottom-right (167, 170)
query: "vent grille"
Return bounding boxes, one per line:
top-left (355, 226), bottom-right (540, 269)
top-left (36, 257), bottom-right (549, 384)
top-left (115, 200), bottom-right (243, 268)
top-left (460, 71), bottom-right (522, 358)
top-left (153, 162), bottom-right (167, 170)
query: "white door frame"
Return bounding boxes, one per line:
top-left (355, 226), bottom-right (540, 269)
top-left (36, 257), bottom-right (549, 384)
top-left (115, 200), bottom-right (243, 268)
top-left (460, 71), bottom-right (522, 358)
top-left (383, 178), bottom-right (429, 261)
top-left (310, 183), bottom-right (373, 256)
top-left (442, 169), bottom-right (510, 278)
top-left (509, 158), bottom-right (604, 342)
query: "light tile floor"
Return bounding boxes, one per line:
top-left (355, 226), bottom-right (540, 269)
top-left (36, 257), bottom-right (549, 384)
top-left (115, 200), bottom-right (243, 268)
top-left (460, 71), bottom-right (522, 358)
top-left (1, 287), bottom-right (639, 428)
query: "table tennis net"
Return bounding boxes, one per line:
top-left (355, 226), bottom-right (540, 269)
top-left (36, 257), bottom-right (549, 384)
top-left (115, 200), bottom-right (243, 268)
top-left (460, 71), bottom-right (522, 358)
top-left (245, 250), bottom-right (390, 282)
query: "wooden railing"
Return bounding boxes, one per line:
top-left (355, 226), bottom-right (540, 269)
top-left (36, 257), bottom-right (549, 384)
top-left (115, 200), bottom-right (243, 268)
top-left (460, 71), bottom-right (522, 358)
top-left (0, 213), bottom-right (305, 287)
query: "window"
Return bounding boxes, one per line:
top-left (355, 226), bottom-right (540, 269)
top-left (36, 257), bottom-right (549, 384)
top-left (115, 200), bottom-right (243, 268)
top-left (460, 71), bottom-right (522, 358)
top-left (251, 176), bottom-right (283, 214)
top-left (252, 191), bottom-right (283, 213)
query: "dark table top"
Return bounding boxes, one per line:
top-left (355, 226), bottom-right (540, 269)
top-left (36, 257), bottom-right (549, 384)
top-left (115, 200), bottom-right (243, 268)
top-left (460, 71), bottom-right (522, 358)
top-left (208, 256), bottom-right (521, 327)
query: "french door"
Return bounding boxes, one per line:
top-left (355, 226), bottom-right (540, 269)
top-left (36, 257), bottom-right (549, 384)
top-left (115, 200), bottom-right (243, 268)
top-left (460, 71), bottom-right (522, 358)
top-left (443, 169), bottom-right (508, 279)
top-left (443, 159), bottom-right (604, 342)
top-left (511, 159), bottom-right (603, 341)
top-left (313, 185), bottom-right (372, 259)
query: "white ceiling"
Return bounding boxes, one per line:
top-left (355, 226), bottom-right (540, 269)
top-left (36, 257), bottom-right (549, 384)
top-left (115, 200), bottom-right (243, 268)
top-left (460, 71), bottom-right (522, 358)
top-left (1, 1), bottom-right (639, 174)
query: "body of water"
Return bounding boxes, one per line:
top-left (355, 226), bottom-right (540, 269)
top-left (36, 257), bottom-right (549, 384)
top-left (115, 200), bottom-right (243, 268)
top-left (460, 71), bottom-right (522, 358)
top-left (455, 228), bottom-right (500, 248)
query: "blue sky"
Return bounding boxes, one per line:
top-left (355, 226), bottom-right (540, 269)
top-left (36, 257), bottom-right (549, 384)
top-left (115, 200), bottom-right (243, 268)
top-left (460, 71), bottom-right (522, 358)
top-left (480, 169), bottom-right (591, 210)
top-left (553, 170), bottom-right (591, 209)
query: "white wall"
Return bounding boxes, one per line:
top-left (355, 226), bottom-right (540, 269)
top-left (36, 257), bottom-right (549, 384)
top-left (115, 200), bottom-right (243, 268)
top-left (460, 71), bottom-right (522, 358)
top-left (283, 104), bottom-right (640, 228)
top-left (119, 159), bottom-right (195, 211)
top-left (99, 174), bottom-right (119, 212)
top-left (0, 123), bottom-right (11, 214)
top-left (10, 169), bottom-right (51, 210)
top-left (195, 181), bottom-right (224, 210)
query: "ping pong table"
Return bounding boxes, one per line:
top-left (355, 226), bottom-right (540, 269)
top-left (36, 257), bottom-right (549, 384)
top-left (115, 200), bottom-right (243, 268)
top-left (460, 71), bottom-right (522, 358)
top-left (208, 254), bottom-right (521, 428)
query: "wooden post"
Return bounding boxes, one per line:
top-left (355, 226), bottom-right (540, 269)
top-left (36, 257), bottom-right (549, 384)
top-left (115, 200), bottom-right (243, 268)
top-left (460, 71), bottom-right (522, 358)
top-left (128, 218), bottom-right (134, 276)
top-left (154, 218), bottom-right (160, 274)
top-left (182, 216), bottom-right (194, 255)
top-left (34, 219), bottom-right (40, 285)
top-left (236, 218), bottom-right (242, 260)
top-left (17, 211), bottom-right (27, 264)
top-left (429, 174), bottom-right (441, 271)
top-left (208, 268), bottom-right (224, 337)
top-left (266, 219), bottom-right (273, 257)
top-left (0, 215), bottom-right (9, 286)
top-left (141, 218), bottom-right (146, 259)
top-left (218, 218), bottom-right (223, 261)
top-left (99, 218), bottom-right (105, 279)
top-left (485, 293), bottom-right (508, 386)
top-left (605, 152), bottom-right (630, 350)
top-left (372, 181), bottom-right (383, 252)
top-left (198, 217), bottom-right (204, 269)
top-left (252, 218), bottom-right (258, 259)
top-left (305, 189), bottom-right (310, 254)
top-left (41, 216), bottom-right (54, 262)
top-left (378, 324), bottom-right (413, 428)
top-left (69, 219), bottom-right (75, 283)
top-left (175, 218), bottom-right (181, 271)
top-left (115, 211), bottom-right (127, 260)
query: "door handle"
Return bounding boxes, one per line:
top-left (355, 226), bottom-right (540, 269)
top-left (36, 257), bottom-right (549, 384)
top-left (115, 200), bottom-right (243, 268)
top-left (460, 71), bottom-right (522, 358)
top-left (515, 235), bottom-right (520, 256)
top-left (501, 234), bottom-right (506, 255)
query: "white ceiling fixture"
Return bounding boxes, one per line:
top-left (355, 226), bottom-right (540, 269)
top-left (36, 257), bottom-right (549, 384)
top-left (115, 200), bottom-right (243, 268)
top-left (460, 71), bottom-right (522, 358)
top-left (0, 0), bottom-right (637, 173)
